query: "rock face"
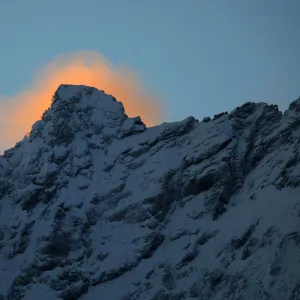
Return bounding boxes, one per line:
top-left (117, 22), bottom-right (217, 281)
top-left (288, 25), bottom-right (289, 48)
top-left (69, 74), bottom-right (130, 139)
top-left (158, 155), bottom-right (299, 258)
top-left (1, 85), bottom-right (300, 299)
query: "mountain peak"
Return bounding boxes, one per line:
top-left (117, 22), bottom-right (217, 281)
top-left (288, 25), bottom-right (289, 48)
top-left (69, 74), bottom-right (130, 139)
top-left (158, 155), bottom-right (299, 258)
top-left (22, 84), bottom-right (146, 148)
top-left (49, 84), bottom-right (127, 124)
top-left (1, 89), bottom-right (300, 299)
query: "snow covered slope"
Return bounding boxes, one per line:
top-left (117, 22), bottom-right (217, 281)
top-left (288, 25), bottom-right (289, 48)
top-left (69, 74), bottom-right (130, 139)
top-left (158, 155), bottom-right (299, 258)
top-left (1, 84), bottom-right (300, 300)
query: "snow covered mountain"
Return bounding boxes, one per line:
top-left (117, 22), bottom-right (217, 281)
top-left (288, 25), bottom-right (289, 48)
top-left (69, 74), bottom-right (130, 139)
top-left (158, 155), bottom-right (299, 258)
top-left (1, 84), bottom-right (300, 300)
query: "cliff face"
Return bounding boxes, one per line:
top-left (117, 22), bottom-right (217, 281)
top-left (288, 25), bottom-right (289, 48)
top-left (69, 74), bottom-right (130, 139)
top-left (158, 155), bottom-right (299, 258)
top-left (1, 85), bottom-right (300, 300)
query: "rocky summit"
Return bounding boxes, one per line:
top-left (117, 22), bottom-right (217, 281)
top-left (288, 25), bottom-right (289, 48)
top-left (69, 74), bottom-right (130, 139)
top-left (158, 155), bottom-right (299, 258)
top-left (1, 84), bottom-right (300, 300)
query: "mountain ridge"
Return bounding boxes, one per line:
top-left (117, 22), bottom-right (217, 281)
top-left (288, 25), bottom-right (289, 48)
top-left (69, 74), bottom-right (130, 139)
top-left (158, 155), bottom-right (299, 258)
top-left (0, 84), bottom-right (300, 299)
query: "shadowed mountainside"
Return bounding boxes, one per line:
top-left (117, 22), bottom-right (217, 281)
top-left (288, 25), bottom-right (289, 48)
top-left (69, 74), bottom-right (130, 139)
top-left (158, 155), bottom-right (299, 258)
top-left (0, 85), bottom-right (300, 299)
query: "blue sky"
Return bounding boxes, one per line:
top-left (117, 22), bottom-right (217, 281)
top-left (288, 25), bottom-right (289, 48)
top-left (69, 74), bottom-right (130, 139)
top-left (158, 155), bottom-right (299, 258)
top-left (1, 0), bottom-right (300, 122)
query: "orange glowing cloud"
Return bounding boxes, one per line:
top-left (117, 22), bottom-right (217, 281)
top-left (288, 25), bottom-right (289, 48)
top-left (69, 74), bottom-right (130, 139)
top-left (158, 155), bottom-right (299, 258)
top-left (0, 51), bottom-right (164, 152)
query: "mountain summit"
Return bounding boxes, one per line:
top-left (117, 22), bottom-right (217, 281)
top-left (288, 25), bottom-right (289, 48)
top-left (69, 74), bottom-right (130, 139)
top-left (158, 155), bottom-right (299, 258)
top-left (1, 85), bottom-right (300, 300)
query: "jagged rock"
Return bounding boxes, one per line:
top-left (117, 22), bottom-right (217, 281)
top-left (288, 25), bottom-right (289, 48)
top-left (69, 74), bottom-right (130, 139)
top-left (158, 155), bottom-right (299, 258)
top-left (0, 85), bottom-right (300, 299)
